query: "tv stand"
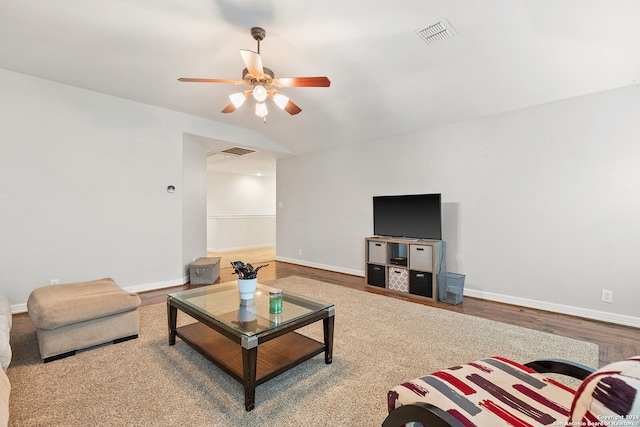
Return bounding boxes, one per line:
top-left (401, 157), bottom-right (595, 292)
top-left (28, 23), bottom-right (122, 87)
top-left (365, 237), bottom-right (444, 300)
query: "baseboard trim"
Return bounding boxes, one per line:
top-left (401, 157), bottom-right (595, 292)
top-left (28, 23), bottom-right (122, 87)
top-left (276, 256), bottom-right (364, 277)
top-left (11, 303), bottom-right (27, 314)
top-left (13, 264), bottom-right (639, 329)
top-left (124, 277), bottom-right (187, 294)
top-left (207, 244), bottom-right (276, 252)
top-left (276, 257), bottom-right (640, 329)
top-left (464, 288), bottom-right (640, 329)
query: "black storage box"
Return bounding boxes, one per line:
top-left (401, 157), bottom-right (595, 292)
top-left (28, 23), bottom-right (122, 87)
top-left (409, 270), bottom-right (433, 298)
top-left (366, 264), bottom-right (386, 288)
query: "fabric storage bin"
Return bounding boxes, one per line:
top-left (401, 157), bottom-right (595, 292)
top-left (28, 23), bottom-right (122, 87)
top-left (409, 270), bottom-right (433, 298)
top-left (388, 267), bottom-right (409, 293)
top-left (368, 241), bottom-right (386, 264)
top-left (409, 244), bottom-right (433, 271)
top-left (189, 257), bottom-right (221, 285)
top-left (367, 264), bottom-right (386, 288)
top-left (437, 272), bottom-right (465, 305)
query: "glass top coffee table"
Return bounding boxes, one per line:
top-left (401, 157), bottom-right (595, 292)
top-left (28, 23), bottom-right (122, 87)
top-left (167, 282), bottom-right (335, 411)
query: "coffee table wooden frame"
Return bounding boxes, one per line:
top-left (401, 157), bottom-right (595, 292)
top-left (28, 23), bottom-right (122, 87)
top-left (167, 290), bottom-right (334, 411)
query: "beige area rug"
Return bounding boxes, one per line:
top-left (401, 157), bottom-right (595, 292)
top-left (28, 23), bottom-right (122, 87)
top-left (207, 247), bottom-right (275, 270)
top-left (7, 277), bottom-right (598, 426)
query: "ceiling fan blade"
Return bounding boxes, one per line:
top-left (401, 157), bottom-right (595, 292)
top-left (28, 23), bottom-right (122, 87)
top-left (269, 92), bottom-right (302, 115)
top-left (178, 78), bottom-right (244, 84)
top-left (273, 76), bottom-right (331, 88)
top-left (221, 103), bottom-right (237, 113)
top-left (222, 91), bottom-right (252, 113)
top-left (240, 49), bottom-right (264, 77)
top-left (282, 99), bottom-right (302, 115)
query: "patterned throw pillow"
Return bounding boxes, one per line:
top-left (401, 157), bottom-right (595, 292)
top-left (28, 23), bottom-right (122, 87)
top-left (569, 356), bottom-right (640, 426)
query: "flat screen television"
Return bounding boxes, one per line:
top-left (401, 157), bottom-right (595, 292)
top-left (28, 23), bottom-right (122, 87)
top-left (373, 193), bottom-right (442, 240)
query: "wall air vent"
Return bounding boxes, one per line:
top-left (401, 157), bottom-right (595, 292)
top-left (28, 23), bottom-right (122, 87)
top-left (220, 147), bottom-right (256, 156)
top-left (416, 18), bottom-right (457, 46)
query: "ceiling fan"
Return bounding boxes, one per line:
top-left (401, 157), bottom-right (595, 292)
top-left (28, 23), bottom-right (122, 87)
top-left (179, 27), bottom-right (330, 120)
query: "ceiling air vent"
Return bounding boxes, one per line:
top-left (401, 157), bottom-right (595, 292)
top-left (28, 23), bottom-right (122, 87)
top-left (416, 18), bottom-right (457, 46)
top-left (220, 147), bottom-right (256, 156)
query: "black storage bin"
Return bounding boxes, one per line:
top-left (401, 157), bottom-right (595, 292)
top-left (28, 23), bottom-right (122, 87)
top-left (409, 270), bottom-right (433, 298)
top-left (367, 264), bottom-right (386, 288)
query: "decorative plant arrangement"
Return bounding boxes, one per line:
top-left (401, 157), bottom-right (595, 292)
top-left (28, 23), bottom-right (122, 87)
top-left (231, 261), bottom-right (269, 280)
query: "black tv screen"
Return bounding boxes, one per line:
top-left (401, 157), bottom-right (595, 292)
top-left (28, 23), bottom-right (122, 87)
top-left (373, 194), bottom-right (442, 240)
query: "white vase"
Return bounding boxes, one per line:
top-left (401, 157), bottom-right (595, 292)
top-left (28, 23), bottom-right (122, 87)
top-left (237, 278), bottom-right (258, 300)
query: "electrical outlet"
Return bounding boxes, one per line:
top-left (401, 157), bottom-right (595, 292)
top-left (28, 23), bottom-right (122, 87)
top-left (49, 279), bottom-right (60, 285)
top-left (601, 289), bottom-right (613, 303)
top-left (298, 249), bottom-right (303, 256)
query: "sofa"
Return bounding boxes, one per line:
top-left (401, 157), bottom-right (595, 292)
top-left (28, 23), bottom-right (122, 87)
top-left (0, 292), bottom-right (11, 427)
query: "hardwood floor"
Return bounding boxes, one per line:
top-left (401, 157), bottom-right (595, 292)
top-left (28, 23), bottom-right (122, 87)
top-left (12, 260), bottom-right (639, 367)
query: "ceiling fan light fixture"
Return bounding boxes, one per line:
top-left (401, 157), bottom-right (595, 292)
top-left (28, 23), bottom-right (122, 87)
top-left (179, 27), bottom-right (331, 120)
top-left (255, 101), bottom-right (268, 118)
top-left (229, 92), bottom-right (247, 108)
top-left (252, 84), bottom-right (267, 102)
top-left (272, 93), bottom-right (290, 110)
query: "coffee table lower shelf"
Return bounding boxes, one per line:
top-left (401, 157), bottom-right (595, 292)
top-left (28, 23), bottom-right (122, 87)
top-left (175, 322), bottom-right (326, 406)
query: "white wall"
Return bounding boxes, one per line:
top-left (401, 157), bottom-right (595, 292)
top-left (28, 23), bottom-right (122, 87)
top-left (0, 68), bottom-right (287, 310)
top-left (277, 84), bottom-right (640, 326)
top-left (206, 171), bottom-right (276, 251)
top-left (182, 135), bottom-right (207, 276)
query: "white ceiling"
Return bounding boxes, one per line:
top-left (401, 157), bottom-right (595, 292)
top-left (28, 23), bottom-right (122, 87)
top-left (2, 1), bottom-right (640, 176)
